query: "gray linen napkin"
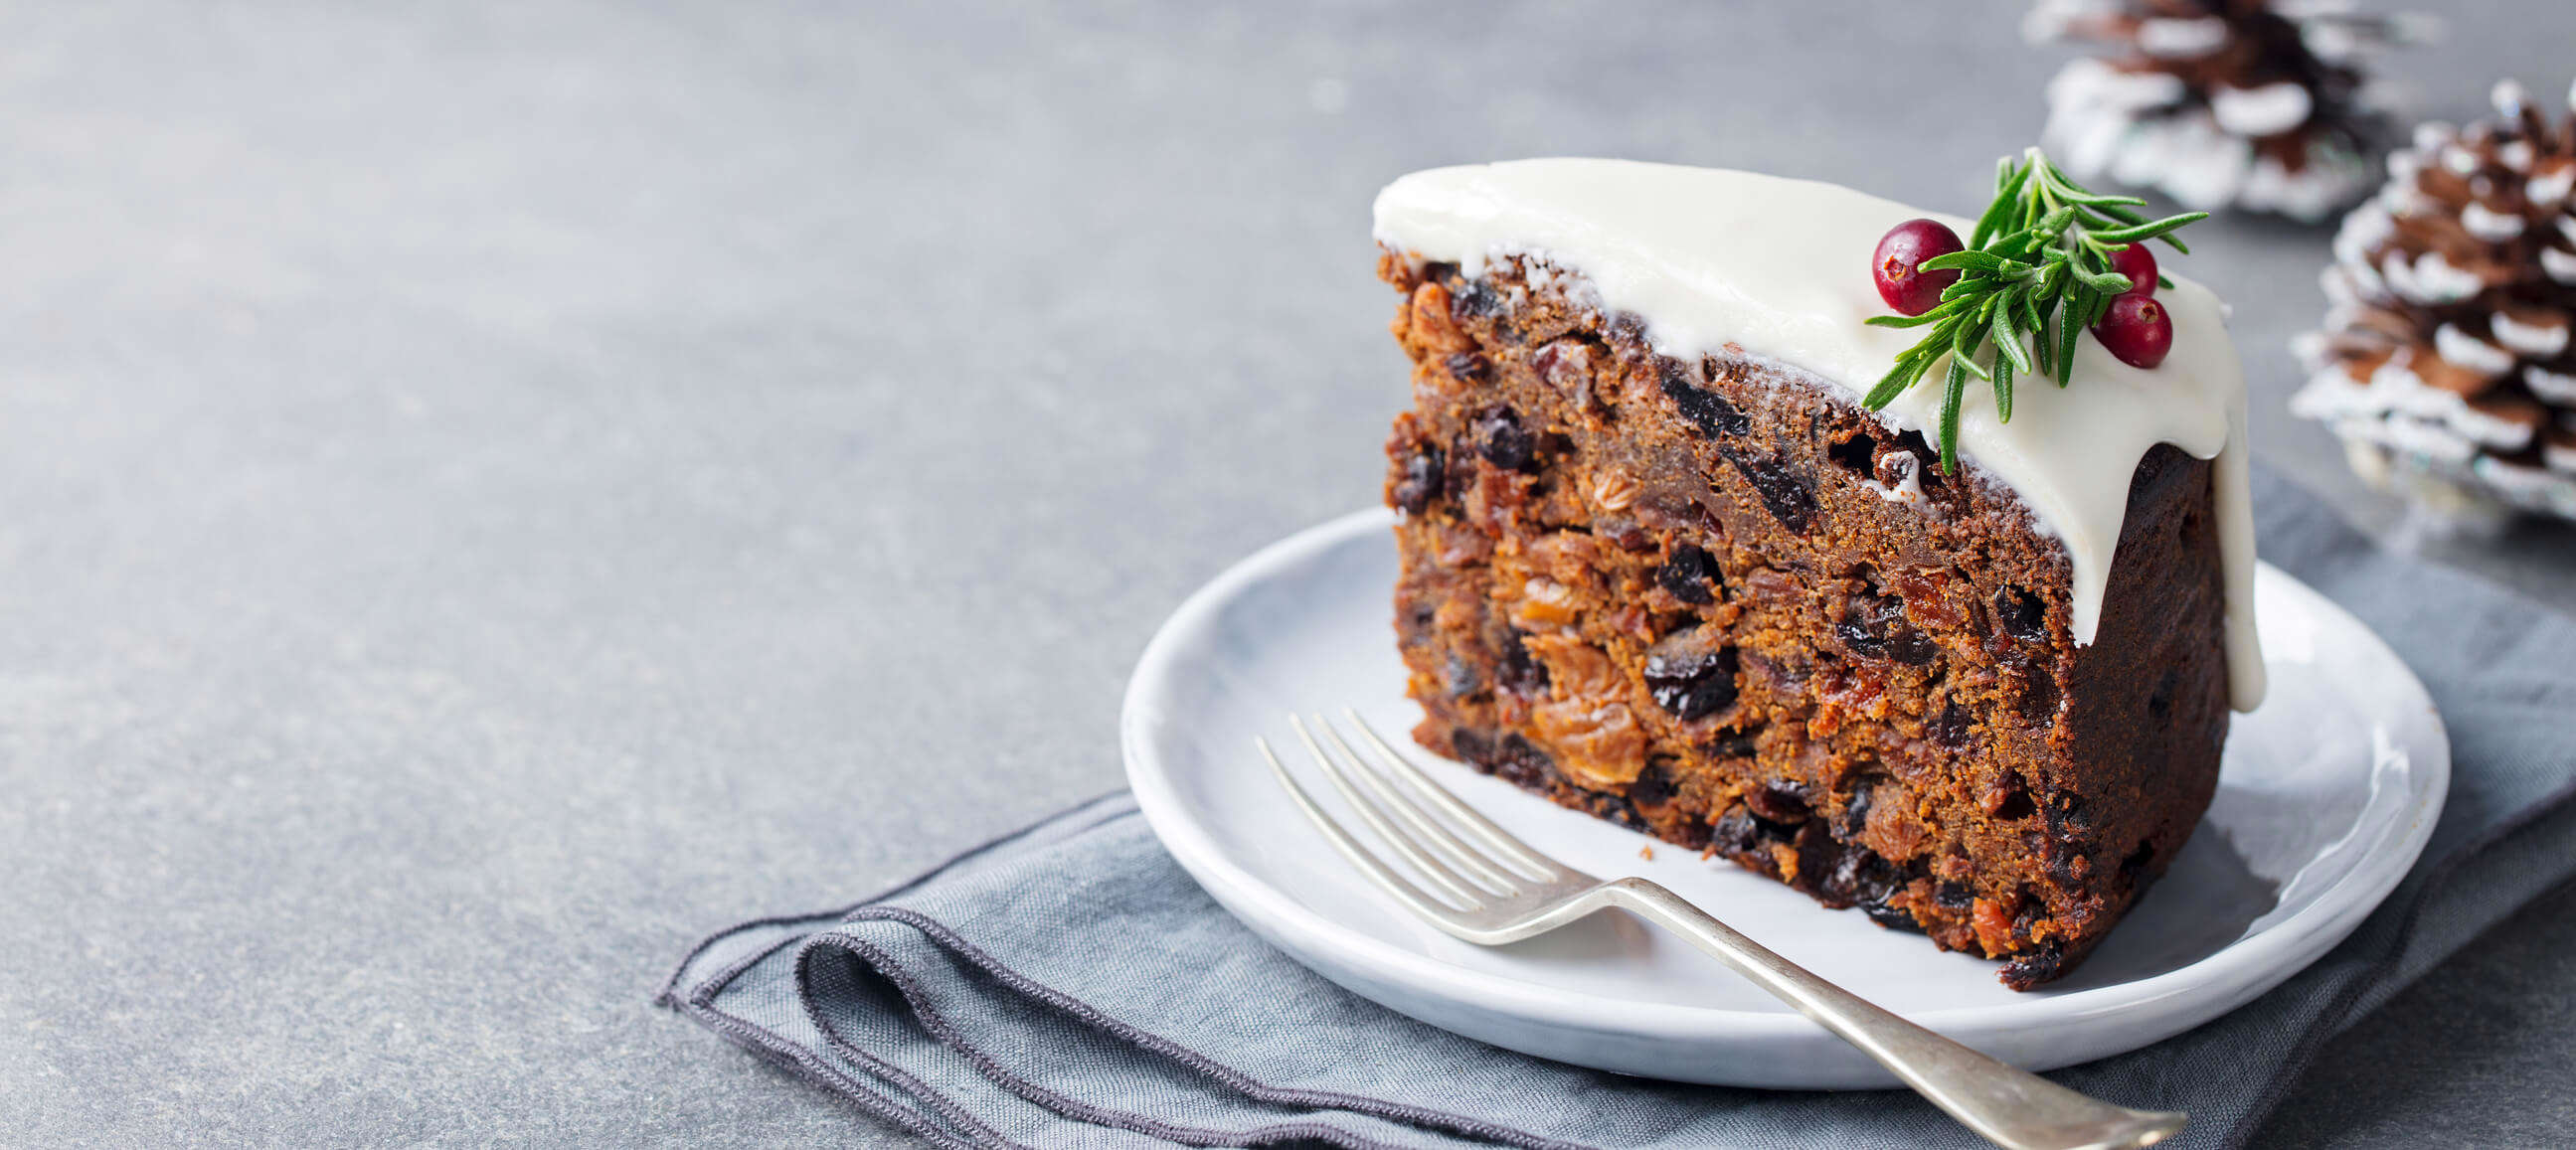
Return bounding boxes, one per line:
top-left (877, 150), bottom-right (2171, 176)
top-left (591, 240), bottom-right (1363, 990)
top-left (660, 469), bottom-right (2576, 1149)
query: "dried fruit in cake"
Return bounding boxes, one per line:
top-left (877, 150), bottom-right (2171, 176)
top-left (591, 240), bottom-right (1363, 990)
top-left (1373, 155), bottom-right (2263, 988)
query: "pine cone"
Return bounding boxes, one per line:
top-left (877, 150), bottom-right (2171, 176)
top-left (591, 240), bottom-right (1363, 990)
top-left (2028, 0), bottom-right (2431, 222)
top-left (2291, 80), bottom-right (2576, 523)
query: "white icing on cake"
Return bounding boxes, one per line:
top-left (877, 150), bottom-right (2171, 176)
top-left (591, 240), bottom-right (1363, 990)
top-left (1863, 450), bottom-right (1930, 508)
top-left (1373, 159), bottom-right (2266, 712)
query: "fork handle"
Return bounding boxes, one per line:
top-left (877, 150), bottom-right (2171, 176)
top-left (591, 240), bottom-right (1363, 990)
top-left (1599, 878), bottom-right (2184, 1150)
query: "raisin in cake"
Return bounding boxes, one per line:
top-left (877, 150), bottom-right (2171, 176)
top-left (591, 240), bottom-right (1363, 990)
top-left (1372, 159), bottom-right (2265, 989)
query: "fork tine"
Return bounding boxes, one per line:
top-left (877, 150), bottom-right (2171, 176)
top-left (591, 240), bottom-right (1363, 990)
top-left (1257, 736), bottom-right (1465, 921)
top-left (1309, 715), bottom-right (1522, 895)
top-left (1286, 716), bottom-right (1490, 908)
top-left (1342, 709), bottom-right (1567, 878)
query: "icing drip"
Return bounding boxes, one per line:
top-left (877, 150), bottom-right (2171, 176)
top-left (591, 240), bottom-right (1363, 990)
top-left (1374, 160), bottom-right (2266, 712)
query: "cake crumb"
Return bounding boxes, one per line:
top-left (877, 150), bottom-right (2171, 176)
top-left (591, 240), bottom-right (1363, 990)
top-left (1371, 238), bottom-right (2229, 991)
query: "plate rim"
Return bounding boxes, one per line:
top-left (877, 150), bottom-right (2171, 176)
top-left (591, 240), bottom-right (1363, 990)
top-left (1121, 506), bottom-right (2450, 1046)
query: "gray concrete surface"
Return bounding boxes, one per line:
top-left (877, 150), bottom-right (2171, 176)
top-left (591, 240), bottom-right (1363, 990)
top-left (1, 2), bottom-right (2569, 1145)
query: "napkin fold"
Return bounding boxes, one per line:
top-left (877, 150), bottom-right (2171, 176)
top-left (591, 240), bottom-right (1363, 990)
top-left (661, 471), bottom-right (2576, 1149)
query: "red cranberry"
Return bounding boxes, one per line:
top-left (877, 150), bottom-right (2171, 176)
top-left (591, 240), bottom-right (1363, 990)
top-left (2107, 244), bottom-right (2158, 298)
top-left (2093, 294), bottom-right (2173, 369)
top-left (1872, 219), bottom-right (1965, 316)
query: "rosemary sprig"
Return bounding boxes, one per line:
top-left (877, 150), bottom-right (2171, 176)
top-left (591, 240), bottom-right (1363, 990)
top-left (1863, 147), bottom-right (2206, 471)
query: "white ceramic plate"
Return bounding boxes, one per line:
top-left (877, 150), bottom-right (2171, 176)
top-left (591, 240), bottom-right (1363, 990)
top-left (1121, 509), bottom-right (2448, 1088)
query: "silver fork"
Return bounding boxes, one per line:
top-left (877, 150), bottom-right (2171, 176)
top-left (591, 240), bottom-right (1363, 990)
top-left (1259, 711), bottom-right (2184, 1150)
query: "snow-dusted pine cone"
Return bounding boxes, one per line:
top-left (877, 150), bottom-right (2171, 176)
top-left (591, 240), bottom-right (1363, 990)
top-left (2028, 0), bottom-right (2432, 223)
top-left (2291, 80), bottom-right (2576, 524)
